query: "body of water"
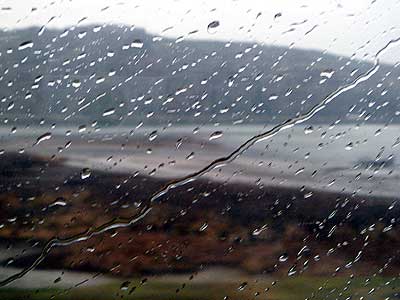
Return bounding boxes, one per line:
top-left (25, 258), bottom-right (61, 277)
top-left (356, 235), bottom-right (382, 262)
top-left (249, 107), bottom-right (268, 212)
top-left (1, 123), bottom-right (399, 199)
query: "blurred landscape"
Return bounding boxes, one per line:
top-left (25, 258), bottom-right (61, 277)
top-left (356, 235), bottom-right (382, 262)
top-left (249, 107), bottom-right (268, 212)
top-left (0, 143), bottom-right (399, 298)
top-left (1, 21), bottom-right (400, 300)
top-left (0, 25), bottom-right (399, 126)
top-left (0, 146), bottom-right (399, 274)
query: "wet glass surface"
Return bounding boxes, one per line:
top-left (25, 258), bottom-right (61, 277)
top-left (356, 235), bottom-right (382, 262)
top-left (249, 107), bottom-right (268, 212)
top-left (1, 1), bottom-right (400, 299)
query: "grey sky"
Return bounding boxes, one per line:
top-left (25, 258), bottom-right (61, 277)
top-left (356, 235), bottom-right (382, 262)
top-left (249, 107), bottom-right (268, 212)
top-left (1, 0), bottom-right (400, 63)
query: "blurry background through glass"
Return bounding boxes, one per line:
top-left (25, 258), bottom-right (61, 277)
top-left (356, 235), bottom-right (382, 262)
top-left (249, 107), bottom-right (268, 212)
top-left (0, 0), bottom-right (400, 299)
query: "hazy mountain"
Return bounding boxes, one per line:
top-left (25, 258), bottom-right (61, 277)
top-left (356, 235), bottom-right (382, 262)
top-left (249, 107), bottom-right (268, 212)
top-left (0, 25), bottom-right (399, 126)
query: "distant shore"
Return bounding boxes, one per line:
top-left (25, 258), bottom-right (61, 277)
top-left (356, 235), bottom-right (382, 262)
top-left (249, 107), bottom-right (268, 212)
top-left (0, 151), bottom-right (399, 278)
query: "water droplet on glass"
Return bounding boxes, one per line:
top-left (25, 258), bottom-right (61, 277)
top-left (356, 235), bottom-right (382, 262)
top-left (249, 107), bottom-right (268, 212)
top-left (96, 77), bottom-right (105, 84)
top-left (207, 21), bottom-right (220, 34)
top-left (186, 152), bottom-right (195, 160)
top-left (34, 132), bottom-right (52, 146)
top-left (149, 130), bottom-right (158, 142)
top-left (72, 80), bottom-right (81, 88)
top-left (304, 191), bottom-right (313, 199)
top-left (288, 266), bottom-right (296, 276)
top-left (78, 125), bottom-right (86, 133)
top-left (279, 254), bottom-right (289, 262)
top-left (38, 25), bottom-right (45, 36)
top-left (120, 281), bottom-right (131, 291)
top-left (320, 69), bottom-right (335, 78)
top-left (209, 131), bottom-right (223, 140)
top-left (304, 126), bottom-right (313, 134)
top-left (131, 39), bottom-right (144, 48)
top-left (18, 41), bottom-right (34, 51)
top-left (199, 223), bottom-right (208, 232)
top-left (238, 282), bottom-right (248, 291)
top-left (7, 102), bottom-right (14, 111)
top-left (49, 198), bottom-right (67, 207)
top-left (81, 168), bottom-right (91, 180)
top-left (78, 31), bottom-right (87, 39)
top-left (345, 142), bottom-right (353, 150)
top-left (102, 108), bottom-right (115, 116)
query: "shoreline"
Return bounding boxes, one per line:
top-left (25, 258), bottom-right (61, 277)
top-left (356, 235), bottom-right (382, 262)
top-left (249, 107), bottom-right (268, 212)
top-left (0, 152), bottom-right (399, 278)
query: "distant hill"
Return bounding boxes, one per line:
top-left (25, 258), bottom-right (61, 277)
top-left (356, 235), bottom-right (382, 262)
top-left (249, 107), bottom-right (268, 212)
top-left (0, 25), bottom-right (399, 126)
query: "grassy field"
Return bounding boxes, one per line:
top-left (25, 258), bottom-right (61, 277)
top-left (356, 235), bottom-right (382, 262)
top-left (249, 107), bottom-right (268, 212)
top-left (0, 275), bottom-right (398, 300)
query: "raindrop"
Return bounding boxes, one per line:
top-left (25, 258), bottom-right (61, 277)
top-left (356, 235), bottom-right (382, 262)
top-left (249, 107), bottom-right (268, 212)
top-left (320, 69), bottom-right (335, 78)
top-left (120, 281), bottom-right (131, 291)
top-left (49, 199), bottom-right (67, 207)
top-left (81, 168), bottom-right (91, 180)
top-left (78, 31), bottom-right (87, 39)
top-left (269, 94), bottom-right (279, 101)
top-left (7, 102), bottom-right (14, 111)
top-left (304, 191), bottom-right (313, 198)
top-left (186, 152), bottom-right (195, 160)
top-left (209, 131), bottom-right (223, 140)
top-left (96, 77), bottom-right (105, 84)
top-left (72, 80), bottom-right (81, 88)
top-left (78, 125), bottom-right (86, 133)
top-left (102, 108), bottom-right (115, 116)
top-left (199, 223), bottom-right (208, 232)
top-left (304, 126), bottom-right (313, 134)
top-left (279, 254), bottom-right (289, 262)
top-left (252, 225), bottom-right (268, 236)
top-left (34, 132), bottom-right (52, 146)
top-left (288, 266), bottom-right (296, 276)
top-left (345, 142), bottom-right (353, 150)
top-left (131, 39), bottom-right (144, 48)
top-left (37, 25), bottom-right (45, 36)
top-left (207, 21), bottom-right (220, 34)
top-left (18, 41), bottom-right (34, 51)
top-left (54, 277), bottom-right (62, 284)
top-left (149, 130), bottom-right (158, 142)
top-left (238, 282), bottom-right (248, 291)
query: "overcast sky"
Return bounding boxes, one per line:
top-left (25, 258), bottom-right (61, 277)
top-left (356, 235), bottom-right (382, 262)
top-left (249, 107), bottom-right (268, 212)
top-left (1, 0), bottom-right (400, 63)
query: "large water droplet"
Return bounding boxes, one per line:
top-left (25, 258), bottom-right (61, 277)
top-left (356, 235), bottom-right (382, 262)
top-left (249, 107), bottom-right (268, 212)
top-left (102, 108), bottom-right (115, 116)
top-left (345, 142), bottom-right (353, 150)
top-left (34, 132), bottom-right (52, 146)
top-left (279, 254), bottom-right (289, 262)
top-left (209, 131), bottom-right (223, 140)
top-left (72, 80), bottom-right (81, 88)
top-left (49, 198), bottom-right (67, 207)
top-left (207, 21), bottom-right (220, 34)
top-left (149, 130), bottom-right (158, 142)
top-left (81, 168), bottom-right (91, 180)
top-left (304, 126), bottom-right (313, 134)
top-left (199, 223), bottom-right (208, 232)
top-left (320, 69), bottom-right (335, 78)
top-left (131, 39), bottom-right (144, 48)
top-left (18, 41), bottom-right (34, 51)
top-left (238, 282), bottom-right (248, 291)
top-left (120, 281), bottom-right (131, 291)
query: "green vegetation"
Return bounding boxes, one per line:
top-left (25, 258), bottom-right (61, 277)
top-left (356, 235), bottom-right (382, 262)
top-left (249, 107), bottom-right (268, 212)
top-left (0, 275), bottom-right (398, 300)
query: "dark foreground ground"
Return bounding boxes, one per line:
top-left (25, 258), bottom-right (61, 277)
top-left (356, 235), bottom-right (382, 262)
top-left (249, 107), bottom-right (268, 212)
top-left (1, 272), bottom-right (399, 300)
top-left (0, 152), bottom-right (399, 299)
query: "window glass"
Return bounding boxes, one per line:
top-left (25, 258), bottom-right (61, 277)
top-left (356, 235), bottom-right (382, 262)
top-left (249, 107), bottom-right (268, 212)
top-left (1, 1), bottom-right (399, 299)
